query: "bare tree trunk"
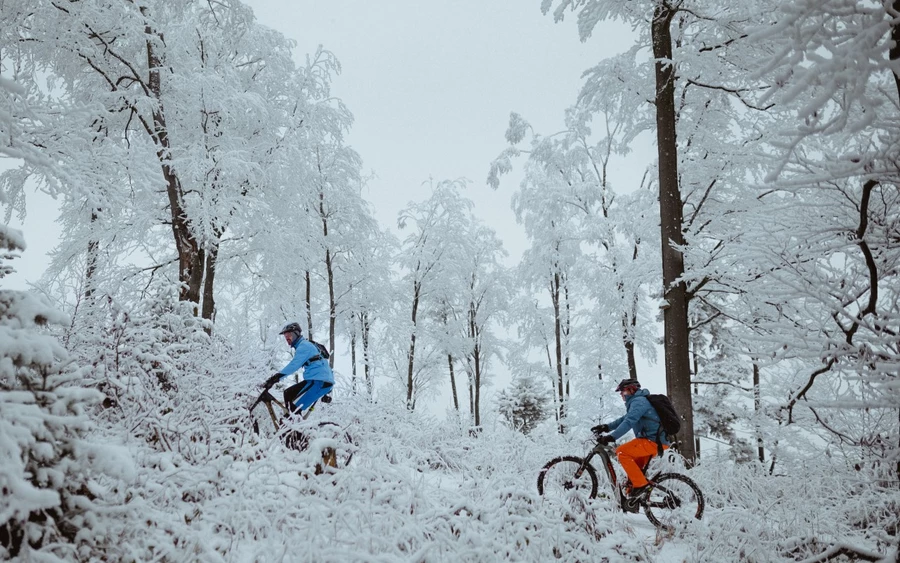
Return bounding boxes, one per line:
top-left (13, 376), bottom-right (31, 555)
top-left (890, 1), bottom-right (900, 102)
top-left (350, 328), bottom-right (358, 394)
top-left (622, 311), bottom-right (638, 380)
top-left (551, 270), bottom-right (565, 433)
top-left (652, 0), bottom-right (696, 463)
top-left (473, 347), bottom-right (482, 427)
top-left (469, 298), bottom-right (482, 427)
top-left (360, 312), bottom-right (373, 398)
top-left (623, 242), bottom-right (641, 380)
top-left (753, 362), bottom-right (764, 463)
top-left (320, 192), bottom-right (336, 367)
top-left (448, 354), bottom-right (459, 411)
top-left (305, 270), bottom-right (313, 339)
top-left (468, 372), bottom-right (474, 419)
top-left (201, 240), bottom-right (218, 326)
top-left (145, 24), bottom-right (205, 310)
top-left (85, 209), bottom-right (100, 302)
top-left (889, 9), bottom-right (900, 484)
top-left (406, 279), bottom-right (421, 410)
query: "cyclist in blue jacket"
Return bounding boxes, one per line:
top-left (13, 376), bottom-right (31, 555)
top-left (261, 322), bottom-right (334, 414)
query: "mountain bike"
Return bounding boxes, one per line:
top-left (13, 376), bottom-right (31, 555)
top-left (537, 440), bottom-right (704, 531)
top-left (249, 384), bottom-right (354, 472)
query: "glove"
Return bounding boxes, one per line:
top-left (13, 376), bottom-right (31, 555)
top-left (597, 434), bottom-right (616, 445)
top-left (262, 373), bottom-right (283, 389)
top-left (591, 424), bottom-right (609, 435)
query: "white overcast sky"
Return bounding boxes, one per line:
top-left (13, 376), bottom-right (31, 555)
top-left (245, 0), bottom-right (632, 260)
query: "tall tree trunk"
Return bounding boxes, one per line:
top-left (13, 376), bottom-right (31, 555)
top-left (406, 279), bottom-right (421, 410)
top-left (473, 346), bottom-right (482, 427)
top-left (320, 192), bottom-right (336, 367)
top-left (350, 328), bottom-right (358, 394)
top-left (753, 362), bottom-right (765, 463)
top-left (448, 354), bottom-right (459, 411)
top-left (623, 243), bottom-right (641, 380)
top-left (469, 298), bottom-right (482, 427)
top-left (85, 209), bottom-right (100, 302)
top-left (551, 270), bottom-right (565, 432)
top-left (305, 270), bottom-right (313, 339)
top-left (891, 0), bottom-right (900, 484)
top-left (468, 372), bottom-right (474, 419)
top-left (201, 240), bottom-right (218, 325)
top-left (623, 319), bottom-right (638, 380)
top-left (360, 312), bottom-right (373, 398)
top-left (652, 0), bottom-right (696, 463)
top-left (145, 23), bottom-right (204, 309)
top-left (890, 1), bottom-right (900, 102)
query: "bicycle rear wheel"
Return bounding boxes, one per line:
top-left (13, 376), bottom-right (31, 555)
top-left (537, 456), bottom-right (599, 503)
top-left (643, 473), bottom-right (704, 531)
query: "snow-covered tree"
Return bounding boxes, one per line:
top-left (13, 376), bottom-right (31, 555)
top-left (0, 225), bottom-right (130, 559)
top-left (497, 374), bottom-right (551, 434)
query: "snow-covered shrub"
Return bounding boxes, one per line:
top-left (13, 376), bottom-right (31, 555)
top-left (497, 374), bottom-right (551, 434)
top-left (63, 283), bottom-right (226, 460)
top-left (0, 227), bottom-right (132, 560)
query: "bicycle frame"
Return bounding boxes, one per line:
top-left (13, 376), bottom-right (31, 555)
top-left (248, 385), bottom-right (348, 472)
top-left (578, 443), bottom-right (624, 504)
top-left (249, 387), bottom-right (324, 431)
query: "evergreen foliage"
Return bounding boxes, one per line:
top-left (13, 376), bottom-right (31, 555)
top-left (0, 227), bottom-right (131, 560)
top-left (497, 375), bottom-right (551, 434)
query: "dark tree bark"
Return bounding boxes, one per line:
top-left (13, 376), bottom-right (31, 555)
top-left (84, 209), bottom-right (100, 302)
top-left (406, 278), bottom-right (421, 410)
top-left (550, 269), bottom-right (566, 432)
top-left (146, 28), bottom-right (206, 311)
top-left (201, 240), bottom-right (218, 325)
top-left (652, 0), bottom-right (696, 463)
top-left (305, 271), bottom-right (313, 339)
top-left (360, 312), bottom-right (373, 397)
top-left (890, 1), bottom-right (900, 101)
top-left (350, 328), bottom-right (358, 394)
top-left (320, 191), bottom-right (336, 368)
top-left (468, 297), bottom-right (482, 427)
top-left (754, 362), bottom-right (765, 463)
top-left (448, 354), bottom-right (459, 411)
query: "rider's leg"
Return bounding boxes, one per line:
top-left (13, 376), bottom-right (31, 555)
top-left (616, 438), bottom-right (660, 489)
top-left (284, 380), bottom-right (315, 415)
top-left (287, 380), bottom-right (334, 414)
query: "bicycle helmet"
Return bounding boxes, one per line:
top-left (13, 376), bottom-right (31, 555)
top-left (614, 378), bottom-right (641, 394)
top-left (279, 322), bottom-right (303, 345)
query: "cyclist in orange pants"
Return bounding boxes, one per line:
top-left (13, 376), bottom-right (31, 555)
top-left (592, 379), bottom-right (669, 505)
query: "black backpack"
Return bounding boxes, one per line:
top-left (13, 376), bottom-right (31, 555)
top-left (647, 394), bottom-right (681, 437)
top-left (309, 339), bottom-right (331, 361)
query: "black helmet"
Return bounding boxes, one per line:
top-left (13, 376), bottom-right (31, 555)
top-left (614, 378), bottom-right (641, 393)
top-left (279, 322), bottom-right (303, 343)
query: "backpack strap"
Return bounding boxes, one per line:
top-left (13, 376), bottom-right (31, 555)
top-left (301, 355), bottom-right (322, 368)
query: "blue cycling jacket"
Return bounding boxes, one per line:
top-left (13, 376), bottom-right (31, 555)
top-left (277, 337), bottom-right (334, 384)
top-left (606, 388), bottom-right (670, 445)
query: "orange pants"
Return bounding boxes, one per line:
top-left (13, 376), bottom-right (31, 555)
top-left (616, 438), bottom-right (668, 488)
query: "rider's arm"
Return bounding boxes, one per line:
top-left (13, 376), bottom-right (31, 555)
top-left (609, 396), bottom-right (653, 440)
top-left (278, 340), bottom-right (317, 377)
top-left (605, 414), bottom-right (625, 432)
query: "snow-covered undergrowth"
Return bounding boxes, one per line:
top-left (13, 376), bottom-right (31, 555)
top-left (64, 387), bottom-right (900, 562)
top-left (4, 294), bottom-right (898, 562)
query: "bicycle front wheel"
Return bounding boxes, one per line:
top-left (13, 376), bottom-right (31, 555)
top-left (315, 421), bottom-right (355, 470)
top-left (284, 421), bottom-right (355, 470)
top-left (537, 456), bottom-right (598, 502)
top-left (643, 473), bottom-right (704, 531)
